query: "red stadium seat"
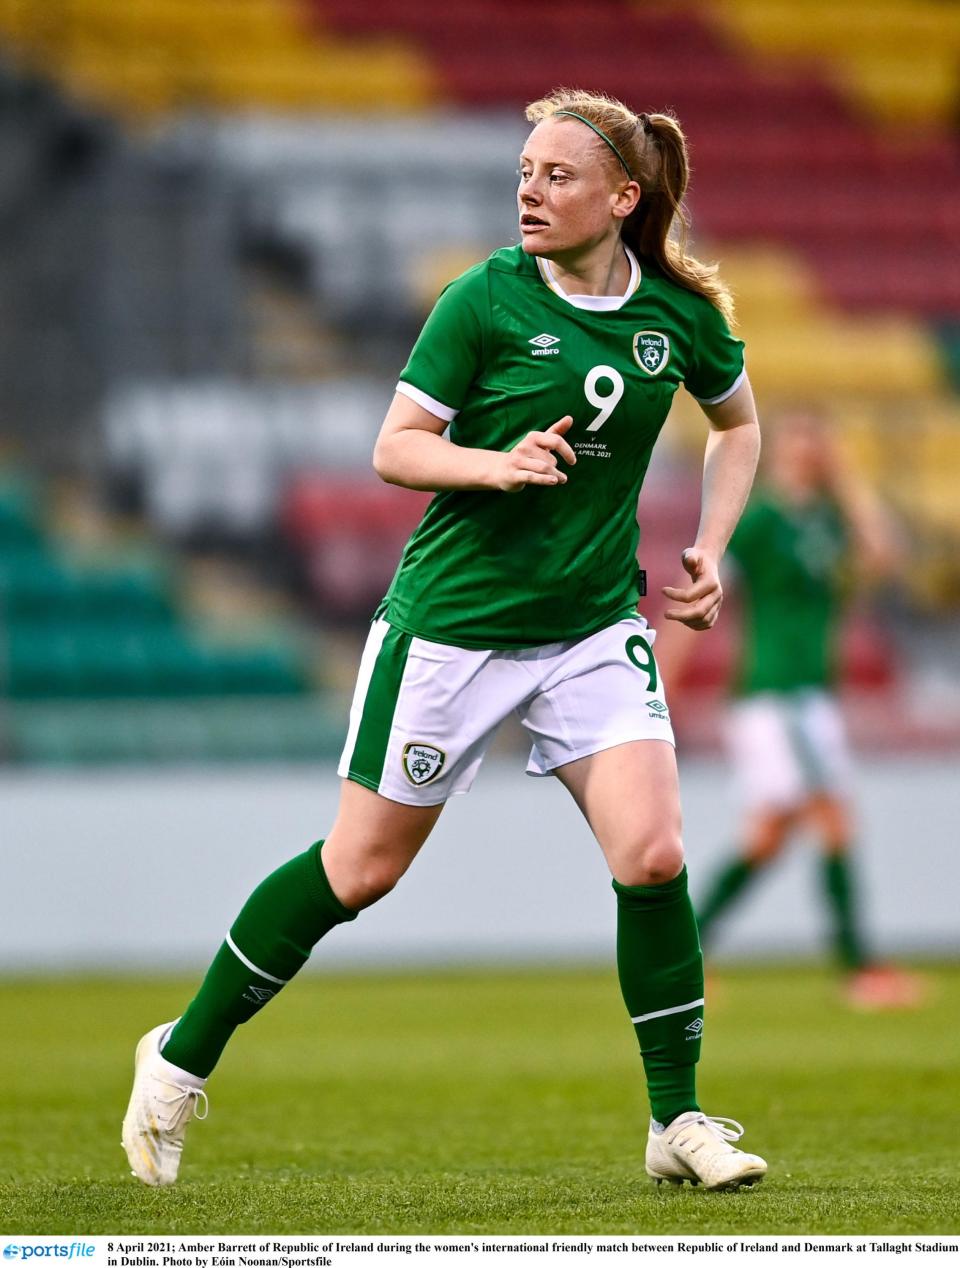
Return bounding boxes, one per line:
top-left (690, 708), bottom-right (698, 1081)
top-left (282, 476), bottom-right (432, 620)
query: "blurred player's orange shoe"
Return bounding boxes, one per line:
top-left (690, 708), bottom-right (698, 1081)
top-left (845, 965), bottom-right (926, 1011)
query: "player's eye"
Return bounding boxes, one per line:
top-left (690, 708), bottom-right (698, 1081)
top-left (549, 171), bottom-right (569, 183)
top-left (518, 168), bottom-right (532, 181)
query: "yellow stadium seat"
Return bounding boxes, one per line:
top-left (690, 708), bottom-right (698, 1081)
top-left (703, 244), bottom-right (946, 398)
top-left (710, 0), bottom-right (960, 128)
top-left (0, 0), bottom-right (437, 117)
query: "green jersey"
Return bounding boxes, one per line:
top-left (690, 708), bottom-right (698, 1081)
top-left (728, 491), bottom-right (849, 695)
top-left (383, 244), bottom-right (744, 648)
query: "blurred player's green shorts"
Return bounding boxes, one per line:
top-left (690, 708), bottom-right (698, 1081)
top-left (338, 615), bottom-right (674, 805)
top-left (725, 689), bottom-right (852, 811)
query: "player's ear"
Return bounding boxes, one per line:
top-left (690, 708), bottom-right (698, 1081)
top-left (612, 180), bottom-right (641, 220)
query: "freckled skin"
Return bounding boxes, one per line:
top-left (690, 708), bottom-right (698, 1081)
top-left (518, 118), bottom-right (638, 277)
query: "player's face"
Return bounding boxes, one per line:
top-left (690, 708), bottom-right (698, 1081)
top-left (768, 419), bottom-right (831, 494)
top-left (518, 118), bottom-right (634, 258)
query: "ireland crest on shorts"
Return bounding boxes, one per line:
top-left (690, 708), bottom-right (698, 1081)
top-left (402, 742), bottom-right (446, 786)
top-left (633, 331), bottom-right (670, 376)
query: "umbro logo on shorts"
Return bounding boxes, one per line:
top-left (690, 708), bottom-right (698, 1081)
top-left (529, 332), bottom-right (560, 357)
top-left (647, 699), bottom-right (669, 715)
top-left (685, 1018), bottom-right (704, 1039)
top-left (402, 742), bottom-right (446, 786)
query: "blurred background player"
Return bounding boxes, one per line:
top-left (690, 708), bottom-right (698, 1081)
top-left (692, 410), bottom-right (923, 1008)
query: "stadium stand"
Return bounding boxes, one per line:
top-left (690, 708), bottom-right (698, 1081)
top-left (0, 0), bottom-right (435, 114)
top-left (282, 477), bottom-right (431, 622)
top-left (710, 0), bottom-right (960, 129)
top-left (0, 467), bottom-right (343, 762)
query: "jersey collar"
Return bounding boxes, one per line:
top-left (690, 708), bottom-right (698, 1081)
top-left (535, 245), bottom-right (641, 311)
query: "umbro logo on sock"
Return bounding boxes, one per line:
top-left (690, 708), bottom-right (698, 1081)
top-left (243, 984), bottom-right (276, 1004)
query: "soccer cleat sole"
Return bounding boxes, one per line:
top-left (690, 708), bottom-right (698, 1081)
top-left (648, 1171), bottom-right (764, 1192)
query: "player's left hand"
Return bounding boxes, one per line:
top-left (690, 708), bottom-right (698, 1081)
top-left (662, 547), bottom-right (723, 629)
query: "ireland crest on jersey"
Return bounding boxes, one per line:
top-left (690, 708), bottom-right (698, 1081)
top-left (633, 331), bottom-right (670, 376)
top-left (402, 742), bottom-right (446, 786)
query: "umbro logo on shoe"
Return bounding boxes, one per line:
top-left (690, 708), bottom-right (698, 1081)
top-left (529, 333), bottom-right (560, 356)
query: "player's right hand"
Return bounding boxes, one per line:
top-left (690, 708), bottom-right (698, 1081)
top-left (493, 416), bottom-right (577, 492)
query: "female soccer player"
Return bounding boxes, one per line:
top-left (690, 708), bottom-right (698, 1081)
top-left (693, 412), bottom-right (922, 1008)
top-left (123, 89), bottom-right (767, 1191)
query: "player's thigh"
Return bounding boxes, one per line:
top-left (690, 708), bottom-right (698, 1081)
top-left (725, 695), bottom-right (805, 813)
top-left (796, 691), bottom-right (854, 797)
top-left (323, 779), bottom-right (444, 910)
top-left (555, 739), bottom-right (683, 885)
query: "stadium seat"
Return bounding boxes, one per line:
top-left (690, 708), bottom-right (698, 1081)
top-left (711, 0), bottom-right (960, 128)
top-left (282, 476), bottom-right (432, 621)
top-left (0, 472), bottom-right (42, 547)
top-left (0, 0), bottom-right (436, 114)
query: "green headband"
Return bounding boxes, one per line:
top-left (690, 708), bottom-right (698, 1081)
top-left (553, 110), bottom-right (634, 180)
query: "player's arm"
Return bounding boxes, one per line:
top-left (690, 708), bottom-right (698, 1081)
top-left (821, 436), bottom-right (904, 579)
top-left (373, 393), bottom-right (576, 494)
top-left (662, 376), bottom-right (761, 630)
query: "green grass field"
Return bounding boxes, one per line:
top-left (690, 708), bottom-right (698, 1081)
top-left (1, 964), bottom-right (958, 1236)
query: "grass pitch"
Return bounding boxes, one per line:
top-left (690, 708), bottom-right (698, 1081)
top-left (1, 964), bottom-right (957, 1236)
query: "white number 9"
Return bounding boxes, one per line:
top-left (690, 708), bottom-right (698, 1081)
top-left (584, 365), bottom-right (625, 431)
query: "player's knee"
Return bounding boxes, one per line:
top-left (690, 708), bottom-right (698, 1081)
top-left (336, 852), bottom-right (409, 909)
top-left (344, 863), bottom-right (401, 908)
top-left (747, 838), bottom-right (782, 865)
top-left (616, 831), bottom-right (685, 887)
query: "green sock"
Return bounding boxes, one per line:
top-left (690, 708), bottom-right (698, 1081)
top-left (696, 855), bottom-right (756, 946)
top-left (162, 840), bottom-right (356, 1078)
top-left (614, 865), bottom-right (703, 1126)
top-left (821, 851), bottom-right (868, 970)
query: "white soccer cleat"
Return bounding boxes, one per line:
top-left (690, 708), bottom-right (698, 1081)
top-left (645, 1111), bottom-right (767, 1191)
top-left (121, 1020), bottom-right (208, 1186)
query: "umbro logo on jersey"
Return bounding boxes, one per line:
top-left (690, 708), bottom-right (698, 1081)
top-left (402, 742), bottom-right (446, 786)
top-left (633, 330), bottom-right (670, 375)
top-left (529, 332), bottom-right (560, 357)
top-left (647, 699), bottom-right (669, 714)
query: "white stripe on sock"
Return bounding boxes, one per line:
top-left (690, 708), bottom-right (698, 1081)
top-left (225, 931), bottom-right (288, 985)
top-left (630, 997), bottom-right (704, 1025)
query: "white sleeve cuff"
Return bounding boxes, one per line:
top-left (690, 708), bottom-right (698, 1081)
top-left (689, 365), bottom-right (747, 406)
top-left (396, 381), bottom-right (459, 422)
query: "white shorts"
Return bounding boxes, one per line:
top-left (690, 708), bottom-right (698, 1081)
top-left (337, 615), bottom-right (674, 806)
top-left (725, 689), bottom-right (852, 812)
